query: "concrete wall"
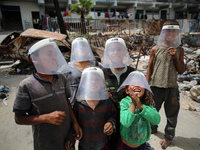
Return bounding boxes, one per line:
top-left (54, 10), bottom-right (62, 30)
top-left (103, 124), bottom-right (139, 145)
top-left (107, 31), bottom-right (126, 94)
top-left (127, 6), bottom-right (177, 20)
top-left (0, 1), bottom-right (40, 30)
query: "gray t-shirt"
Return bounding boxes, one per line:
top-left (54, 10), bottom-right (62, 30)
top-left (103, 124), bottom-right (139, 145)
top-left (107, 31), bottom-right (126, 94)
top-left (110, 66), bottom-right (127, 84)
top-left (13, 73), bottom-right (71, 150)
top-left (150, 45), bottom-right (181, 88)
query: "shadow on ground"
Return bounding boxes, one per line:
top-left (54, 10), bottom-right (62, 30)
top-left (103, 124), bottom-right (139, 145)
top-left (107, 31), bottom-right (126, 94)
top-left (153, 131), bottom-right (200, 149)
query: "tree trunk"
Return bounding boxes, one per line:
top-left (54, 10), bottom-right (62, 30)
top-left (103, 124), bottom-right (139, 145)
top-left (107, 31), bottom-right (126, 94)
top-left (53, 0), bottom-right (69, 39)
top-left (81, 13), bottom-right (86, 34)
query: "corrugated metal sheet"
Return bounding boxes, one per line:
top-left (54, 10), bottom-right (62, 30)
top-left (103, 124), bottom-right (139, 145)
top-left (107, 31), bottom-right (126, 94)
top-left (20, 28), bottom-right (67, 41)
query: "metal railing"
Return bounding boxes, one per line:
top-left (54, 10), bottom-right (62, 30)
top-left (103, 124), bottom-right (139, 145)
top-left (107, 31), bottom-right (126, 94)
top-left (46, 18), bottom-right (200, 35)
top-left (62, 18), bottom-right (143, 35)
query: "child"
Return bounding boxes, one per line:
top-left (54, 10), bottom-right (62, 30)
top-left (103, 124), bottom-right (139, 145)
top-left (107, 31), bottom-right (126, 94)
top-left (67, 67), bottom-right (116, 150)
top-left (13, 38), bottom-right (82, 150)
top-left (146, 20), bottom-right (185, 149)
top-left (68, 37), bottom-right (102, 107)
top-left (117, 71), bottom-right (161, 150)
top-left (102, 37), bottom-right (135, 150)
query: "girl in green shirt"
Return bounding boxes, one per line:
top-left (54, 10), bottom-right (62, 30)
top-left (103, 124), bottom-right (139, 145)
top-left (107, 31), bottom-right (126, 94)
top-left (117, 71), bottom-right (161, 150)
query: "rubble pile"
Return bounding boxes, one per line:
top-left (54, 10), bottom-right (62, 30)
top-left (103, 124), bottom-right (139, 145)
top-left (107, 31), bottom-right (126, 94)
top-left (178, 73), bottom-right (200, 102)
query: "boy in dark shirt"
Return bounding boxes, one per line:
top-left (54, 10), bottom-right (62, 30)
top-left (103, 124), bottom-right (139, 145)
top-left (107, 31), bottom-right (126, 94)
top-left (68, 67), bottom-right (116, 150)
top-left (102, 37), bottom-right (135, 150)
top-left (13, 38), bottom-right (82, 150)
top-left (68, 37), bottom-right (102, 107)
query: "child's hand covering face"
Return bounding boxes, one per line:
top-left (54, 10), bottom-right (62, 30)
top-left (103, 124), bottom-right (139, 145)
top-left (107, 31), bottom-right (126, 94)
top-left (126, 85), bottom-right (145, 110)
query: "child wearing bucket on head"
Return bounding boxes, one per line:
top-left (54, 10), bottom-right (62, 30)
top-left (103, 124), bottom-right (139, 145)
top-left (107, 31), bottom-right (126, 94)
top-left (13, 38), bottom-right (82, 150)
top-left (102, 37), bottom-right (135, 150)
top-left (68, 37), bottom-right (103, 107)
top-left (146, 20), bottom-right (185, 149)
top-left (116, 71), bottom-right (161, 150)
top-left (67, 67), bottom-right (116, 150)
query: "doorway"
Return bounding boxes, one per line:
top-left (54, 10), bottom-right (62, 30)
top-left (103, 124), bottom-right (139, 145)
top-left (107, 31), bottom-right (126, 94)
top-left (1, 5), bottom-right (23, 31)
top-left (32, 11), bottom-right (41, 29)
top-left (161, 10), bottom-right (167, 19)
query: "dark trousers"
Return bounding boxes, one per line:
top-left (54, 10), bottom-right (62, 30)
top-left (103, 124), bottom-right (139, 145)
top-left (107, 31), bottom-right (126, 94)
top-left (151, 87), bottom-right (180, 141)
top-left (109, 107), bottom-right (120, 150)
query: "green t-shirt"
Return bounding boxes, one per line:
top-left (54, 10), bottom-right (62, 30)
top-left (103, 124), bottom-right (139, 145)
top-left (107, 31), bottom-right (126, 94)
top-left (120, 96), bottom-right (161, 145)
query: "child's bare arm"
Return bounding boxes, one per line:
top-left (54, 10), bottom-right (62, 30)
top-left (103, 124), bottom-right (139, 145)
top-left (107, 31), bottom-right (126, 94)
top-left (15, 111), bottom-right (66, 125)
top-left (146, 46), bottom-right (156, 83)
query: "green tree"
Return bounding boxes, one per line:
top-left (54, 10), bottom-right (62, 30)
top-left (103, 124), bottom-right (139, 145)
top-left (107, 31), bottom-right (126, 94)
top-left (72, 0), bottom-right (94, 34)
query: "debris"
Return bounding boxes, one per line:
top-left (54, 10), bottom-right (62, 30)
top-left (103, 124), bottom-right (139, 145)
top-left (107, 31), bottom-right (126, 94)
top-left (181, 102), bottom-right (190, 110)
top-left (0, 85), bottom-right (9, 92)
top-left (181, 102), bottom-right (196, 111)
top-left (2, 97), bottom-right (8, 106)
top-left (181, 32), bottom-right (200, 47)
top-left (0, 60), bottom-right (15, 65)
top-left (0, 60), bottom-right (20, 69)
top-left (0, 28), bottom-right (71, 63)
top-left (177, 73), bottom-right (193, 82)
top-left (189, 85), bottom-right (200, 102)
top-left (195, 107), bottom-right (200, 112)
top-left (188, 103), bottom-right (196, 111)
top-left (0, 84), bottom-right (9, 106)
top-left (0, 93), bottom-right (6, 99)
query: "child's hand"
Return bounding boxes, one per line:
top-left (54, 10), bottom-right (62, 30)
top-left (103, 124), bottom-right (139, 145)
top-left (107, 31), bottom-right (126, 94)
top-left (129, 91), bottom-right (138, 105)
top-left (108, 92), bottom-right (112, 98)
top-left (65, 140), bottom-right (73, 150)
top-left (109, 92), bottom-right (120, 108)
top-left (47, 111), bottom-right (66, 125)
top-left (168, 47), bottom-right (177, 56)
top-left (129, 91), bottom-right (143, 110)
top-left (103, 122), bottom-right (113, 135)
top-left (109, 92), bottom-right (115, 103)
top-left (72, 123), bottom-right (82, 141)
